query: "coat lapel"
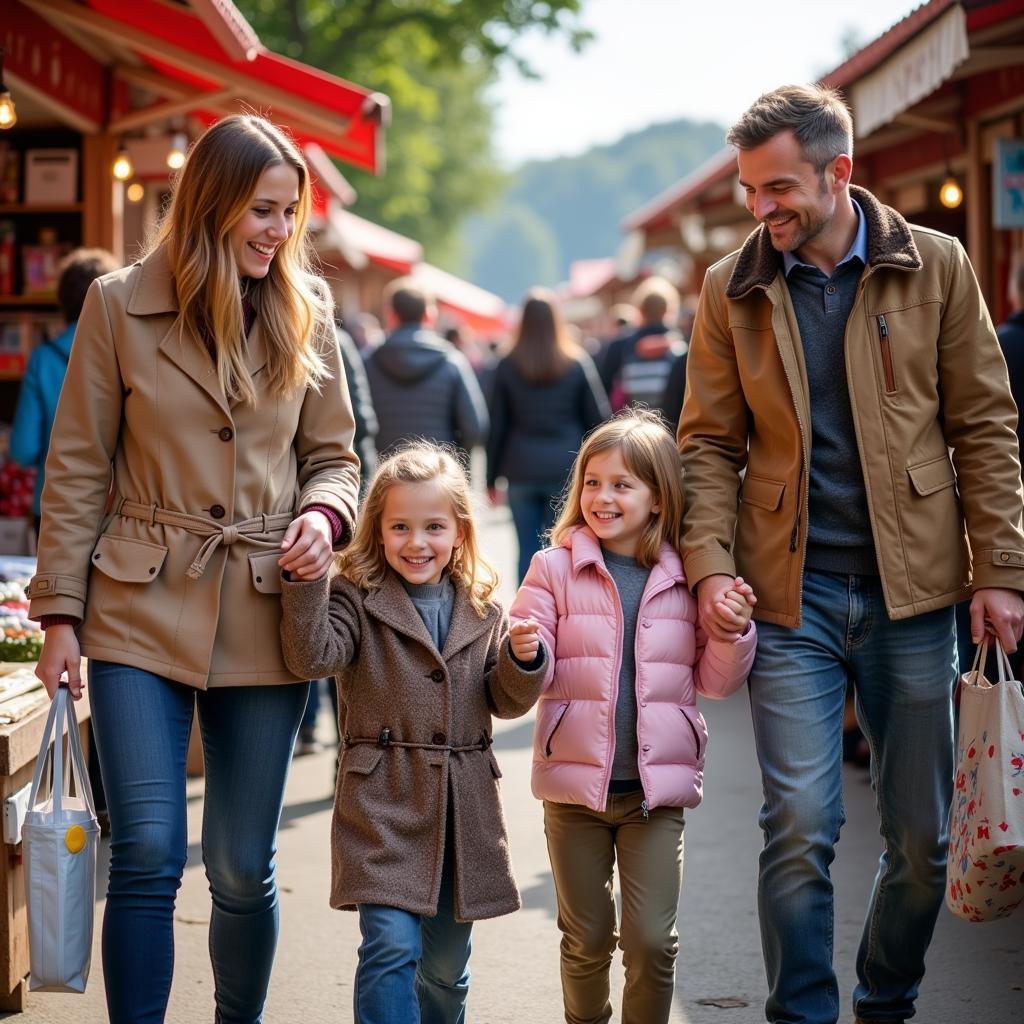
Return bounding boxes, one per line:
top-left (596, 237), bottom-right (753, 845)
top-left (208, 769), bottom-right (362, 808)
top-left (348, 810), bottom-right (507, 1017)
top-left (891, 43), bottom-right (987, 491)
top-left (441, 582), bottom-right (496, 661)
top-left (127, 248), bottom-right (233, 417)
top-left (230, 315), bottom-right (269, 410)
top-left (364, 572), bottom-right (438, 652)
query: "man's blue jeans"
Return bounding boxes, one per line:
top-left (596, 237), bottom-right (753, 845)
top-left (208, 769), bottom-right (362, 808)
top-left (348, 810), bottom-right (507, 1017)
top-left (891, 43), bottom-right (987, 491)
top-left (88, 660), bottom-right (309, 1024)
top-left (748, 570), bottom-right (956, 1024)
top-left (354, 837), bottom-right (472, 1024)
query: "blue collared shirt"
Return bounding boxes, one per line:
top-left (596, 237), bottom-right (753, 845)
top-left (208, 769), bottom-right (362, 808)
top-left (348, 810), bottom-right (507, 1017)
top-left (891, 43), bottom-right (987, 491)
top-left (782, 199), bottom-right (868, 279)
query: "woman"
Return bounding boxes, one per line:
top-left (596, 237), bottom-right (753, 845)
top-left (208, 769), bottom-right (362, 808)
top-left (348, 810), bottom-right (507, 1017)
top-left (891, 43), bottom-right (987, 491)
top-left (28, 115), bottom-right (359, 1024)
top-left (486, 288), bottom-right (610, 581)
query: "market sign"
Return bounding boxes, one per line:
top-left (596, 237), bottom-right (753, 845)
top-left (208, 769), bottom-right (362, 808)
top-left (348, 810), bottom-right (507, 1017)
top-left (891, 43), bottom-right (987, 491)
top-left (994, 139), bottom-right (1024, 230)
top-left (850, 4), bottom-right (969, 138)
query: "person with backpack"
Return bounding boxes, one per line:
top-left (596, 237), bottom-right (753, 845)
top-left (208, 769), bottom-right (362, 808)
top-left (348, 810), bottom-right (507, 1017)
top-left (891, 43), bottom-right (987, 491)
top-left (10, 248), bottom-right (119, 533)
top-left (600, 276), bottom-right (687, 421)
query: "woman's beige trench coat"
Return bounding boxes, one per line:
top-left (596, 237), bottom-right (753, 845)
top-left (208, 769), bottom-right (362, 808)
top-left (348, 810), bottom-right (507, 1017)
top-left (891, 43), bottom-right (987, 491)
top-left (27, 248), bottom-right (360, 688)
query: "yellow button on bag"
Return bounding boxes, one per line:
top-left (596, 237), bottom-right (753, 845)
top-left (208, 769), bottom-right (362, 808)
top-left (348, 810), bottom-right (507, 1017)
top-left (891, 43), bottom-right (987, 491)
top-left (64, 825), bottom-right (87, 854)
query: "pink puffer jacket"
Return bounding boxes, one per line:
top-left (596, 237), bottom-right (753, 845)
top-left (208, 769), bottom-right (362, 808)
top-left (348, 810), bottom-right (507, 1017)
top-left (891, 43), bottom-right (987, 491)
top-left (511, 526), bottom-right (756, 812)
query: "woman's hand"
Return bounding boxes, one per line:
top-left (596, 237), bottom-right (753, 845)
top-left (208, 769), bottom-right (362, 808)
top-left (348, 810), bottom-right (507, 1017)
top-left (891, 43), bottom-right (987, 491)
top-left (279, 511), bottom-right (334, 580)
top-left (34, 625), bottom-right (83, 700)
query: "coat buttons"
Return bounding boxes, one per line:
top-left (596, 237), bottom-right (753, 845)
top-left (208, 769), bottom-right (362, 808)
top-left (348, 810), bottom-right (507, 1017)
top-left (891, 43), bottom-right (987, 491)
top-left (432, 732), bottom-right (447, 745)
top-left (1001, 552), bottom-right (1010, 561)
top-left (210, 504), bottom-right (226, 519)
top-left (218, 427), bottom-right (234, 442)
top-left (430, 668), bottom-right (445, 682)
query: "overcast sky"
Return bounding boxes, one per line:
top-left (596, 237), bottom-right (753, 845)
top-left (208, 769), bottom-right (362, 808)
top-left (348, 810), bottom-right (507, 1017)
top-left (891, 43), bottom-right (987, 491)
top-left (490, 0), bottom-right (922, 166)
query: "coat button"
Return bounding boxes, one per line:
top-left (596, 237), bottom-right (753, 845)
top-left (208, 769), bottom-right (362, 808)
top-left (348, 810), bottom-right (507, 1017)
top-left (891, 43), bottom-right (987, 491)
top-left (432, 732), bottom-right (447, 745)
top-left (210, 504), bottom-right (226, 519)
top-left (1001, 552), bottom-right (1010, 562)
top-left (430, 668), bottom-right (445, 682)
top-left (218, 427), bottom-right (234, 442)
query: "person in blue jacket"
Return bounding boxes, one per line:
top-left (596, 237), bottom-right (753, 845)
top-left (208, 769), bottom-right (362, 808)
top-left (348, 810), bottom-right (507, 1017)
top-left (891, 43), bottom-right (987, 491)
top-left (11, 248), bottom-right (119, 532)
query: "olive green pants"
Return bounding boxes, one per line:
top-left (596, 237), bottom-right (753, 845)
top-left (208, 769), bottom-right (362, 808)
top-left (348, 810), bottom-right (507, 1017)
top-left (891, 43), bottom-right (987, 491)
top-left (543, 791), bottom-right (685, 1024)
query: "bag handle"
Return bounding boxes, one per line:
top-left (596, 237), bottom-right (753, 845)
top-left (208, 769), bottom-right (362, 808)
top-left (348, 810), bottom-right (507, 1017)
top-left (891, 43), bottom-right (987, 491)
top-left (26, 686), bottom-right (96, 820)
top-left (993, 637), bottom-right (1018, 685)
top-left (964, 637), bottom-right (990, 688)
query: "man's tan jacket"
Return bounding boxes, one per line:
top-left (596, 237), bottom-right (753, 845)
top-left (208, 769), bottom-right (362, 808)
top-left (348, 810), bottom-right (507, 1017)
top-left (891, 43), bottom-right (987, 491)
top-left (679, 185), bottom-right (1024, 627)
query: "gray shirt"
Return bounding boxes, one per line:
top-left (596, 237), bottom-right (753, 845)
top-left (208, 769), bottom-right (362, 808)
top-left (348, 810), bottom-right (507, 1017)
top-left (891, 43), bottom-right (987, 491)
top-left (603, 548), bottom-right (652, 782)
top-left (401, 576), bottom-right (455, 651)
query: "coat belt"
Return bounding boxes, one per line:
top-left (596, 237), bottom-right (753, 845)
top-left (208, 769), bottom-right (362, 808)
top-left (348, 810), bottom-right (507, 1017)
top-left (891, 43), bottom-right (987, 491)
top-left (116, 499), bottom-right (293, 580)
top-left (344, 728), bottom-right (493, 753)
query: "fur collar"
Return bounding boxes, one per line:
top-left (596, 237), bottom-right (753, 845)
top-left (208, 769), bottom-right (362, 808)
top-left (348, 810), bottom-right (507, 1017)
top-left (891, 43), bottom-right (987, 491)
top-left (725, 184), bottom-right (922, 300)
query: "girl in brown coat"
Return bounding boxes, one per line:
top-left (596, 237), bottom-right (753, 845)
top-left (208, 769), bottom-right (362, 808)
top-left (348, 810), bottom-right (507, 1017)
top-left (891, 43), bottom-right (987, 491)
top-left (29, 116), bottom-right (360, 1023)
top-left (280, 442), bottom-right (545, 1024)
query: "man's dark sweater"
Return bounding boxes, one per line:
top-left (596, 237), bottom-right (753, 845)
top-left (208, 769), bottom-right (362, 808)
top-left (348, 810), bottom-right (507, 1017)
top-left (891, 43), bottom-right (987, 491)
top-left (783, 203), bottom-right (877, 575)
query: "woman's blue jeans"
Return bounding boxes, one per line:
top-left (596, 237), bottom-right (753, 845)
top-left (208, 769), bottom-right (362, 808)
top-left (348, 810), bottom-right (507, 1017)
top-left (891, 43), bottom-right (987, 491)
top-left (748, 570), bottom-right (956, 1024)
top-left (354, 836), bottom-right (472, 1024)
top-left (506, 481), bottom-right (562, 583)
top-left (88, 660), bottom-right (309, 1024)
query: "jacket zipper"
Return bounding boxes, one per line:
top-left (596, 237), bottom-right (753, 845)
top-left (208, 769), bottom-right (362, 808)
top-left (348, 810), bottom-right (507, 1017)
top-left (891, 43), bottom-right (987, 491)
top-left (545, 702), bottom-right (570, 756)
top-left (626, 573), bottom-right (678, 817)
top-left (877, 314), bottom-right (896, 393)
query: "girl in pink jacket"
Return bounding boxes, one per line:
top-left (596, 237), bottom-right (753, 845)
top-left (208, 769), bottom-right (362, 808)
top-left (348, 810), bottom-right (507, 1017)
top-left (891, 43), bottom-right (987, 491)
top-left (510, 410), bottom-right (757, 1024)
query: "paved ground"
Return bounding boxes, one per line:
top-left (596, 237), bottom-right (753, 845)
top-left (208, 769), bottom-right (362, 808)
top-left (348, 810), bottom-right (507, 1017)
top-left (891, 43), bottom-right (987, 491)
top-left (10, 505), bottom-right (1024, 1022)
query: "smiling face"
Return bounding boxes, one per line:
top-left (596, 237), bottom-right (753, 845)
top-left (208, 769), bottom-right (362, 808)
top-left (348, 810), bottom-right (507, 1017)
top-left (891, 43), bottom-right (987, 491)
top-left (228, 161), bottom-right (300, 279)
top-left (737, 129), bottom-right (847, 254)
top-left (380, 480), bottom-right (465, 585)
top-left (580, 446), bottom-right (659, 558)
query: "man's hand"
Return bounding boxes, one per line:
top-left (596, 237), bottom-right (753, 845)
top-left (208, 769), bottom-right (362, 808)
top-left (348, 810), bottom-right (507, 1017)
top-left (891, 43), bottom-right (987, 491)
top-left (279, 511), bottom-right (334, 580)
top-left (510, 618), bottom-right (541, 663)
top-left (698, 573), bottom-right (743, 641)
top-left (35, 625), bottom-right (83, 700)
top-left (970, 586), bottom-right (1024, 652)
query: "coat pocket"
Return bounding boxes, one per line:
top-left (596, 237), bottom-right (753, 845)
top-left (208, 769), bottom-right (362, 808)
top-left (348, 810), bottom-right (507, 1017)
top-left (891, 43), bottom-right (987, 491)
top-left (248, 551), bottom-right (284, 595)
top-left (906, 455), bottom-right (956, 496)
top-left (740, 474), bottom-right (786, 511)
top-left (90, 535), bottom-right (167, 583)
top-left (341, 745), bottom-right (383, 776)
top-left (679, 705), bottom-right (708, 765)
top-left (542, 700), bottom-right (571, 757)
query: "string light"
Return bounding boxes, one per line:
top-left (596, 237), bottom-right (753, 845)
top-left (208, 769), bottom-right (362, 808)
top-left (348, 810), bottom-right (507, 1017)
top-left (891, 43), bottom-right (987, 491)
top-left (939, 175), bottom-right (963, 209)
top-left (112, 147), bottom-right (133, 181)
top-left (126, 182), bottom-right (145, 203)
top-left (166, 132), bottom-right (187, 170)
top-left (0, 49), bottom-right (16, 129)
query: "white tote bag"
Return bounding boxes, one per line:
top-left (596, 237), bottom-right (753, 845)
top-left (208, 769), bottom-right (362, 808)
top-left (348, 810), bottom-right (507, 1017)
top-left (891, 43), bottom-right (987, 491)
top-left (946, 638), bottom-right (1024, 922)
top-left (22, 685), bottom-right (99, 992)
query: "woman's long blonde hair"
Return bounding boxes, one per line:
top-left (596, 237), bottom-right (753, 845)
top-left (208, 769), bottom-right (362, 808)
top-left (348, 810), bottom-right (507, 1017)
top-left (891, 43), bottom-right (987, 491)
top-left (149, 114), bottom-right (331, 404)
top-left (338, 442), bottom-right (499, 616)
top-left (550, 409), bottom-right (685, 568)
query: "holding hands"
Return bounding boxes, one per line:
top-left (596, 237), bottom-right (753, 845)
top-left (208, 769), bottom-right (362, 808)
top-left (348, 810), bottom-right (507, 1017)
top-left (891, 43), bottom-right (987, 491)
top-left (510, 618), bottom-right (542, 663)
top-left (698, 574), bottom-right (757, 642)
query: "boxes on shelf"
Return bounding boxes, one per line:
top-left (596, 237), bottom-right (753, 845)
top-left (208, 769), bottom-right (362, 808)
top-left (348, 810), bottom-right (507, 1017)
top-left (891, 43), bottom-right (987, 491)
top-left (23, 149), bottom-right (78, 206)
top-left (0, 313), bottom-right (62, 379)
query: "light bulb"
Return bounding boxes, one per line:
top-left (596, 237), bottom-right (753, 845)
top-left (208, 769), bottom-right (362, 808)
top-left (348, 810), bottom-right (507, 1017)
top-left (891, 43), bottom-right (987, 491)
top-left (167, 132), bottom-right (187, 170)
top-left (0, 88), bottom-right (16, 129)
top-left (112, 148), bottom-right (133, 181)
top-left (939, 176), bottom-right (963, 209)
top-left (126, 182), bottom-right (145, 203)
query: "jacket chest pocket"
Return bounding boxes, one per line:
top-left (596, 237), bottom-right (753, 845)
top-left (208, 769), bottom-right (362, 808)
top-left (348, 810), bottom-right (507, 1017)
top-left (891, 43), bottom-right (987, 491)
top-left (866, 303), bottom-right (941, 398)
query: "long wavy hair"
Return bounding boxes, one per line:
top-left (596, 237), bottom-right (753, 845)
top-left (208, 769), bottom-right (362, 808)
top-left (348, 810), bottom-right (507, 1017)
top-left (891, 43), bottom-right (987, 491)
top-left (550, 409), bottom-right (685, 567)
top-left (507, 287), bottom-right (579, 385)
top-left (148, 114), bottom-right (331, 404)
top-left (338, 442), bottom-right (499, 616)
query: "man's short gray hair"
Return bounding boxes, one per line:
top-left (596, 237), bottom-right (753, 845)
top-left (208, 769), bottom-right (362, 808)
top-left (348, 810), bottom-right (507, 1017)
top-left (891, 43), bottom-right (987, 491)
top-left (727, 84), bottom-right (854, 174)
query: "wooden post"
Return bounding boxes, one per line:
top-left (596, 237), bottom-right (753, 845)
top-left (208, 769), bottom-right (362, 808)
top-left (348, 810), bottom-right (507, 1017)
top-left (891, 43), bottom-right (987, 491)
top-left (965, 117), bottom-right (991, 306)
top-left (81, 133), bottom-right (124, 263)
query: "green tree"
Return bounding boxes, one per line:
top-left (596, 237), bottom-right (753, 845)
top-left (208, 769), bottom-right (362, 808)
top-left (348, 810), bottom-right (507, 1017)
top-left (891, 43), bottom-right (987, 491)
top-left (236, 0), bottom-right (590, 262)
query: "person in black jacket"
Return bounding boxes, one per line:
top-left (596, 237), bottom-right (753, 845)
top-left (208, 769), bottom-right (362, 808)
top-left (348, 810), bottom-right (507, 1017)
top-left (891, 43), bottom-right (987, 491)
top-left (487, 288), bottom-right (610, 581)
top-left (365, 279), bottom-right (488, 462)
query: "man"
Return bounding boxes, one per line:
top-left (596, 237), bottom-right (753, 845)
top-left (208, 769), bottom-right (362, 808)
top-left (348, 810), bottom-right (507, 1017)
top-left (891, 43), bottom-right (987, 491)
top-left (997, 260), bottom-right (1024, 466)
top-left (678, 84), bottom-right (1024, 1024)
top-left (364, 278), bottom-right (488, 459)
top-left (599, 275), bottom-right (687, 420)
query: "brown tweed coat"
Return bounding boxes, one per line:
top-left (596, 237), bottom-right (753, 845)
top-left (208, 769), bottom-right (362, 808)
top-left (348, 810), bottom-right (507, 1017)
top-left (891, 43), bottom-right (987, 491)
top-left (280, 569), bottom-right (545, 921)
